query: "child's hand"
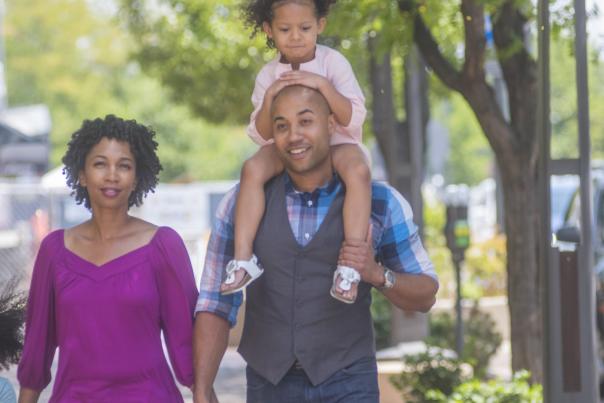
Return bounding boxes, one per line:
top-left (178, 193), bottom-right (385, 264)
top-left (278, 71), bottom-right (330, 92)
top-left (265, 78), bottom-right (294, 101)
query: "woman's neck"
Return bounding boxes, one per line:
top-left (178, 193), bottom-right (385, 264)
top-left (87, 207), bottom-right (133, 241)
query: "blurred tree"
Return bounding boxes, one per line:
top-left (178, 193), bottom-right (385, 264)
top-left (120, 0), bottom-right (268, 124)
top-left (3, 0), bottom-right (252, 180)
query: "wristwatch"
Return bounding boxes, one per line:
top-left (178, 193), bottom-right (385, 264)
top-left (378, 269), bottom-right (396, 291)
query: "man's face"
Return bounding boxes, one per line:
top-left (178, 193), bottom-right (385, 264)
top-left (271, 87), bottom-right (334, 176)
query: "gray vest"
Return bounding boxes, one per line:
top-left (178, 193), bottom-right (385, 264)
top-left (238, 174), bottom-right (375, 386)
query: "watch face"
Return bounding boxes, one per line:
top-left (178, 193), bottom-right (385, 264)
top-left (385, 270), bottom-right (395, 288)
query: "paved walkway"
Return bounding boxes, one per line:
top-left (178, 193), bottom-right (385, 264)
top-left (1, 343), bottom-right (514, 403)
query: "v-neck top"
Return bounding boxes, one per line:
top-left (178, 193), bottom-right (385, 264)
top-left (17, 227), bottom-right (198, 403)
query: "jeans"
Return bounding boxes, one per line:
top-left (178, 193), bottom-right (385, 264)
top-left (246, 356), bottom-right (379, 403)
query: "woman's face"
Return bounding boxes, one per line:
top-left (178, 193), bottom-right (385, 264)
top-left (78, 137), bottom-right (136, 211)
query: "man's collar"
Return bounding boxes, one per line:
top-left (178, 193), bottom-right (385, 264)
top-left (284, 172), bottom-right (340, 196)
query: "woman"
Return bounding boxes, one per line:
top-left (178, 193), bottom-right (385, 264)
top-left (17, 115), bottom-right (198, 403)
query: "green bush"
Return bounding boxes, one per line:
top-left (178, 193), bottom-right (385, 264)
top-left (390, 349), bottom-right (542, 403)
top-left (390, 350), bottom-right (466, 403)
top-left (426, 302), bottom-right (502, 378)
top-left (426, 371), bottom-right (543, 403)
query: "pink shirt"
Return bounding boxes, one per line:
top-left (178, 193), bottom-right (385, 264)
top-left (247, 44), bottom-right (366, 146)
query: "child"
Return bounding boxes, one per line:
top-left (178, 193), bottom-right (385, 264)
top-left (220, 0), bottom-right (371, 304)
top-left (0, 277), bottom-right (26, 403)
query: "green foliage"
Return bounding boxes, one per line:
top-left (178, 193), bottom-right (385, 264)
top-left (121, 0), bottom-right (269, 124)
top-left (430, 371), bottom-right (543, 402)
top-left (426, 304), bottom-right (503, 378)
top-left (370, 288), bottom-right (391, 350)
top-left (4, 0), bottom-right (254, 181)
top-left (433, 94), bottom-right (492, 186)
top-left (463, 235), bottom-right (507, 298)
top-left (550, 37), bottom-right (604, 160)
top-left (390, 349), bottom-right (466, 402)
top-left (391, 348), bottom-right (541, 403)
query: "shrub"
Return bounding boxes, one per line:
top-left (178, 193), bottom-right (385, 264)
top-left (390, 350), bottom-right (467, 402)
top-left (427, 371), bottom-right (543, 402)
top-left (390, 348), bottom-right (542, 403)
top-left (426, 302), bottom-right (502, 378)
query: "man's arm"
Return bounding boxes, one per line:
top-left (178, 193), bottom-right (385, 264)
top-left (193, 187), bottom-right (242, 403)
top-left (193, 312), bottom-right (230, 403)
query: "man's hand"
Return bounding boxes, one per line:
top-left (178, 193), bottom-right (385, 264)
top-left (193, 387), bottom-right (219, 403)
top-left (337, 225), bottom-right (384, 287)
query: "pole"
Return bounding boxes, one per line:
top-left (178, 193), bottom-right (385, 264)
top-left (0, 0), bottom-right (7, 110)
top-left (536, 0), bottom-right (552, 398)
top-left (454, 256), bottom-right (464, 356)
top-left (574, 0), bottom-right (598, 399)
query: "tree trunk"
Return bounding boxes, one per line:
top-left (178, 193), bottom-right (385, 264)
top-left (369, 38), bottom-right (432, 344)
top-left (408, 0), bottom-right (544, 382)
top-left (498, 153), bottom-right (543, 382)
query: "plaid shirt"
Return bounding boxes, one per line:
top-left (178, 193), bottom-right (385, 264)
top-left (195, 174), bottom-right (437, 327)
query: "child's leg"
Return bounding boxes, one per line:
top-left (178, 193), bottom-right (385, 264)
top-left (221, 145), bottom-right (284, 294)
top-left (331, 144), bottom-right (372, 302)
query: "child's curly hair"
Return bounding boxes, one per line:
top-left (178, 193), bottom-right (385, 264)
top-left (61, 115), bottom-right (162, 210)
top-left (242, 0), bottom-right (337, 48)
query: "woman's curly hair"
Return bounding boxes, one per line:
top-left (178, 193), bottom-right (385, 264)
top-left (242, 0), bottom-right (337, 48)
top-left (0, 278), bottom-right (26, 370)
top-left (61, 115), bottom-right (162, 210)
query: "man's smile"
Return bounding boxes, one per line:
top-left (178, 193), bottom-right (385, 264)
top-left (287, 146), bottom-right (310, 159)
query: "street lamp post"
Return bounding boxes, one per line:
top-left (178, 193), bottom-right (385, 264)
top-left (444, 184), bottom-right (470, 356)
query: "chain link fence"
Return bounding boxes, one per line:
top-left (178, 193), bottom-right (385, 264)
top-left (0, 179), bottom-right (237, 288)
top-left (0, 182), bottom-right (51, 287)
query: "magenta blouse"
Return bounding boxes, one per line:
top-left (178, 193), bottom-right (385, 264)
top-left (17, 227), bottom-right (198, 403)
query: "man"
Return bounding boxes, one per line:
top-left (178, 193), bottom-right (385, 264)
top-left (194, 85), bottom-right (438, 403)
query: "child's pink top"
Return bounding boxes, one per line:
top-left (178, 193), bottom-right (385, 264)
top-left (247, 44), bottom-right (366, 146)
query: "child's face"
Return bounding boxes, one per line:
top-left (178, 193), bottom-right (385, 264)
top-left (263, 1), bottom-right (326, 65)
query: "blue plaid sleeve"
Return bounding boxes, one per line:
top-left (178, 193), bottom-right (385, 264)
top-left (373, 183), bottom-right (438, 283)
top-left (195, 186), bottom-right (243, 327)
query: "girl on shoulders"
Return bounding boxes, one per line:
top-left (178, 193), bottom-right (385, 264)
top-left (221, 0), bottom-right (370, 304)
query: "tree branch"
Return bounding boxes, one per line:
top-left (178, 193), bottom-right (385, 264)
top-left (408, 7), bottom-right (463, 93)
top-left (461, 0), bottom-right (486, 81)
top-left (406, 0), bottom-right (516, 157)
top-left (492, 1), bottom-right (539, 164)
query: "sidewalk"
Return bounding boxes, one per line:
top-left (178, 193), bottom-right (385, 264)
top-left (1, 344), bottom-right (511, 403)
